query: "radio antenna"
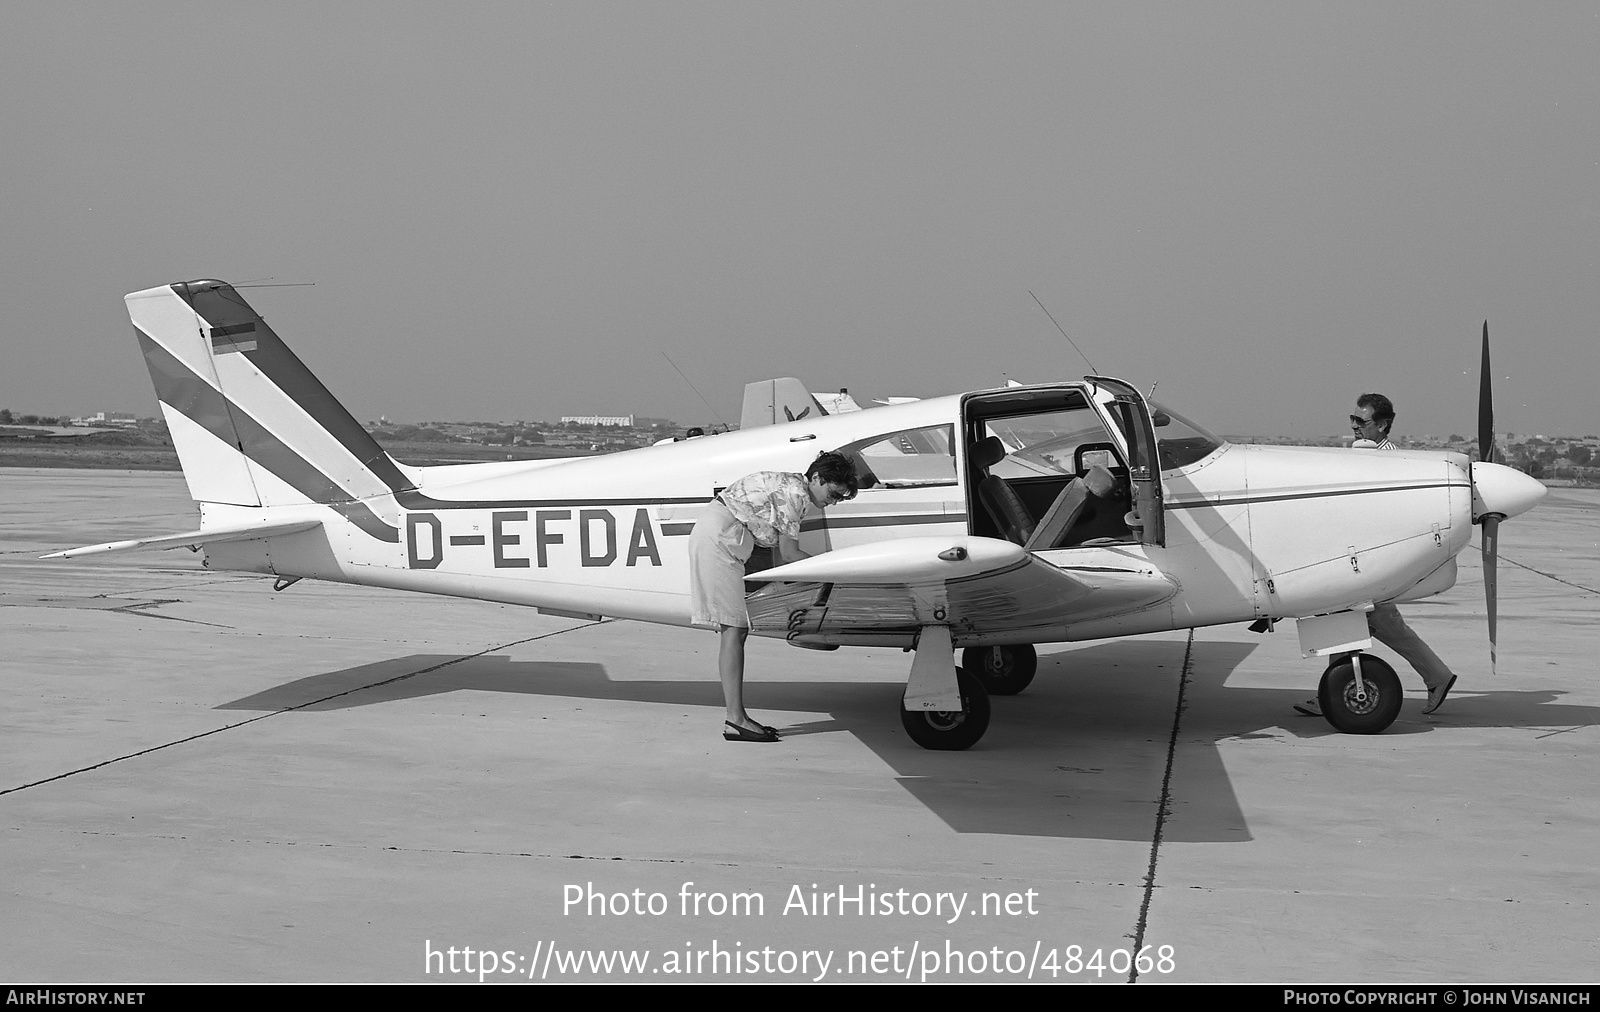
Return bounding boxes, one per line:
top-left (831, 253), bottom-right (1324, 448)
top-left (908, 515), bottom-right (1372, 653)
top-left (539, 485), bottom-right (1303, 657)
top-left (1029, 291), bottom-right (1098, 374)
top-left (661, 352), bottom-right (729, 428)
top-left (232, 277), bottom-right (316, 289)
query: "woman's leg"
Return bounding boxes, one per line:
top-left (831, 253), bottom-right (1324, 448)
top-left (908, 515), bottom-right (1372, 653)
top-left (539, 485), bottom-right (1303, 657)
top-left (719, 624), bottom-right (756, 728)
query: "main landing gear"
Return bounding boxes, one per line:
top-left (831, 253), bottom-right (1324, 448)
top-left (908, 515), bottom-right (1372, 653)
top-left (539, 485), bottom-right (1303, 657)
top-left (897, 638), bottom-right (1040, 749)
top-left (900, 626), bottom-right (992, 750)
top-left (961, 644), bottom-right (1037, 696)
top-left (1317, 652), bottom-right (1402, 734)
top-left (900, 666), bottom-right (991, 751)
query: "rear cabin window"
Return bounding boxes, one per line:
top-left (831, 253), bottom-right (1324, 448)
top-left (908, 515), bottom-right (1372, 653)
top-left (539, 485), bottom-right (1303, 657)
top-left (838, 424), bottom-right (957, 489)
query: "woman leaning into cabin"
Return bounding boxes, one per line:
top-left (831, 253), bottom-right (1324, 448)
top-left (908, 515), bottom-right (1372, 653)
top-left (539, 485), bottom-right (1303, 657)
top-left (689, 451), bottom-right (859, 742)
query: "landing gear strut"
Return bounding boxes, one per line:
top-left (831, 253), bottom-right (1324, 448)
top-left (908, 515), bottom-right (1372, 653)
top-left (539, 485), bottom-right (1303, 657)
top-left (961, 644), bottom-right (1037, 695)
top-left (1318, 653), bottom-right (1402, 734)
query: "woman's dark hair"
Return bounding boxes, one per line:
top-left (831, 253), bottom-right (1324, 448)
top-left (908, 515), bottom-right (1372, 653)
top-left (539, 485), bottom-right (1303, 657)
top-left (807, 451), bottom-right (859, 492)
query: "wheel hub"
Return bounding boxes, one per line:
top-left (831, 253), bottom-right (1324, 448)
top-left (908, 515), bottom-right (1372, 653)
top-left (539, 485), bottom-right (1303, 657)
top-left (1341, 679), bottom-right (1382, 715)
top-left (922, 708), bottom-right (967, 731)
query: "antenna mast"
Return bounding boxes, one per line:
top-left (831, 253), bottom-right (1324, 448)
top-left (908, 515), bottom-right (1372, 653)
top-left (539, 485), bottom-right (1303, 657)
top-left (661, 352), bottom-right (729, 429)
top-left (1028, 291), bottom-right (1098, 374)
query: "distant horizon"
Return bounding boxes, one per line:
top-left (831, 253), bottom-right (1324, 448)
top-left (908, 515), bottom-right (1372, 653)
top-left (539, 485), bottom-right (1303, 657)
top-left (3, 405), bottom-right (1590, 446)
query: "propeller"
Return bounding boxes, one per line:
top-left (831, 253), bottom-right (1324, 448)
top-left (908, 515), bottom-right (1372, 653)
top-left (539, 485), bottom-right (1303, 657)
top-left (1468, 321), bottom-right (1548, 675)
top-left (1477, 321), bottom-right (1499, 674)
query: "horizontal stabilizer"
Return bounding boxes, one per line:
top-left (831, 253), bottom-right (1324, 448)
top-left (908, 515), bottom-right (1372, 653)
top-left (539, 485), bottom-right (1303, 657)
top-left (43, 518), bottom-right (323, 559)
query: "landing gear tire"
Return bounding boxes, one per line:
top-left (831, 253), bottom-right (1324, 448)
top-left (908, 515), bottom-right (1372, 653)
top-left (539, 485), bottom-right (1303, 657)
top-left (901, 667), bottom-right (991, 751)
top-left (961, 644), bottom-right (1037, 696)
top-left (1317, 654), bottom-right (1402, 734)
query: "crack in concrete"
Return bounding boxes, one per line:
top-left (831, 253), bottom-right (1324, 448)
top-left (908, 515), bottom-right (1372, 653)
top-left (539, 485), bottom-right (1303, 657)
top-left (0, 621), bottom-right (609, 798)
top-left (1128, 628), bottom-right (1194, 983)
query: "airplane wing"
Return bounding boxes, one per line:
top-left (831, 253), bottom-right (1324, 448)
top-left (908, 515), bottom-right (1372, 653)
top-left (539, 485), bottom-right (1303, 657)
top-left (743, 536), bottom-right (1176, 645)
top-left (42, 518), bottom-right (324, 559)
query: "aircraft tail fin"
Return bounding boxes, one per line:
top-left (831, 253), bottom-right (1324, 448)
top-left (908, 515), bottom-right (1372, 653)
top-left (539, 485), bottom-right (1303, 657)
top-left (739, 377), bottom-right (828, 430)
top-left (126, 280), bottom-right (413, 542)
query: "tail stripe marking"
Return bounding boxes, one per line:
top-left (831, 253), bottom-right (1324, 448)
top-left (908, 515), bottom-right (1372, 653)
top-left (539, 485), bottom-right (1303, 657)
top-left (138, 330), bottom-right (400, 543)
top-left (173, 283), bottom-right (415, 495)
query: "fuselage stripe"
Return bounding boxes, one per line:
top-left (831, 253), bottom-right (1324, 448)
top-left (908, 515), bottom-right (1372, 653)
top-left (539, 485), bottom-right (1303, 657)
top-left (1165, 481), bottom-right (1469, 510)
top-left (394, 491), bottom-right (710, 510)
top-left (800, 513), bottom-right (963, 532)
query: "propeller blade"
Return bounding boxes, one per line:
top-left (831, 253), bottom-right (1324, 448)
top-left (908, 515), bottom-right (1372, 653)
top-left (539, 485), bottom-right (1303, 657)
top-left (1482, 514), bottom-right (1499, 676)
top-left (1477, 321), bottom-right (1500, 674)
top-left (1477, 321), bottom-right (1494, 463)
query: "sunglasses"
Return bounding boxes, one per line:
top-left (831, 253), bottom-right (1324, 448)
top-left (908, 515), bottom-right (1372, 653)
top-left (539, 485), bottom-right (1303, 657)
top-left (1350, 415), bottom-right (1378, 427)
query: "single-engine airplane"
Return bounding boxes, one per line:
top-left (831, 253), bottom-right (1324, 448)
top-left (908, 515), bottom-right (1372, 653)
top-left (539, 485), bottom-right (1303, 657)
top-left (50, 281), bottom-right (1546, 749)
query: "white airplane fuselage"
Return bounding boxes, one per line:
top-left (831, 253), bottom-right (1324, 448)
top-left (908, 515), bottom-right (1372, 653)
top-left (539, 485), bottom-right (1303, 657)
top-left (199, 393), bottom-right (1477, 648)
top-left (53, 280), bottom-right (1546, 747)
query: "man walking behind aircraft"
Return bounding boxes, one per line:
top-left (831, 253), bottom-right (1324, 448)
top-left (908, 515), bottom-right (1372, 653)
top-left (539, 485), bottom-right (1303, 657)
top-left (1295, 393), bottom-right (1460, 717)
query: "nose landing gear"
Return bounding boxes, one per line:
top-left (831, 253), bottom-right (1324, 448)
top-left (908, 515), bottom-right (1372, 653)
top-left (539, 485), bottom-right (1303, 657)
top-left (1318, 653), bottom-right (1402, 734)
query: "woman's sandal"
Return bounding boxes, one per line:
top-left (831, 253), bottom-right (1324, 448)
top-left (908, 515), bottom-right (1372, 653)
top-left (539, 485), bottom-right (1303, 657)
top-left (723, 720), bottom-right (780, 742)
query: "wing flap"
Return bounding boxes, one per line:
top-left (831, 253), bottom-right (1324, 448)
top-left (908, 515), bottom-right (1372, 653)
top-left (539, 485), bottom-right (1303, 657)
top-left (42, 518), bottom-right (324, 559)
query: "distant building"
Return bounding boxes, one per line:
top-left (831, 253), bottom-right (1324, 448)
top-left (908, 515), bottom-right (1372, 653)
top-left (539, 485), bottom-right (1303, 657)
top-left (562, 415), bottom-right (635, 427)
top-left (70, 411), bottom-right (138, 427)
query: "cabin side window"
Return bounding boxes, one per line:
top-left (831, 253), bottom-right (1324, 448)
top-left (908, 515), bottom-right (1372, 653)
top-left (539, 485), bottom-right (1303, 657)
top-left (836, 424), bottom-right (957, 490)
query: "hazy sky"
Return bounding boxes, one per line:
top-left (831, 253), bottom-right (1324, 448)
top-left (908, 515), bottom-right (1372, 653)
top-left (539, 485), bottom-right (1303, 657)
top-left (3, 2), bottom-right (1596, 438)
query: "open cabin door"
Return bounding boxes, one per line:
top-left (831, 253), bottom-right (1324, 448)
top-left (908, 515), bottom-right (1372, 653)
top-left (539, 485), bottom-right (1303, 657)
top-left (959, 383), bottom-right (1148, 551)
top-left (1087, 376), bottom-right (1165, 547)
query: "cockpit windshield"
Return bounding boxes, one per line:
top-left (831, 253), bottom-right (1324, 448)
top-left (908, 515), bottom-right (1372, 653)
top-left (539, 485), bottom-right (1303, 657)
top-left (1149, 402), bottom-right (1224, 470)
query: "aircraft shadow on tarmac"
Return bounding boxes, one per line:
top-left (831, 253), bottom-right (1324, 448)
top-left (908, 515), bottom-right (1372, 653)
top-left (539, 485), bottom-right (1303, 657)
top-left (216, 638), bottom-right (1597, 843)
